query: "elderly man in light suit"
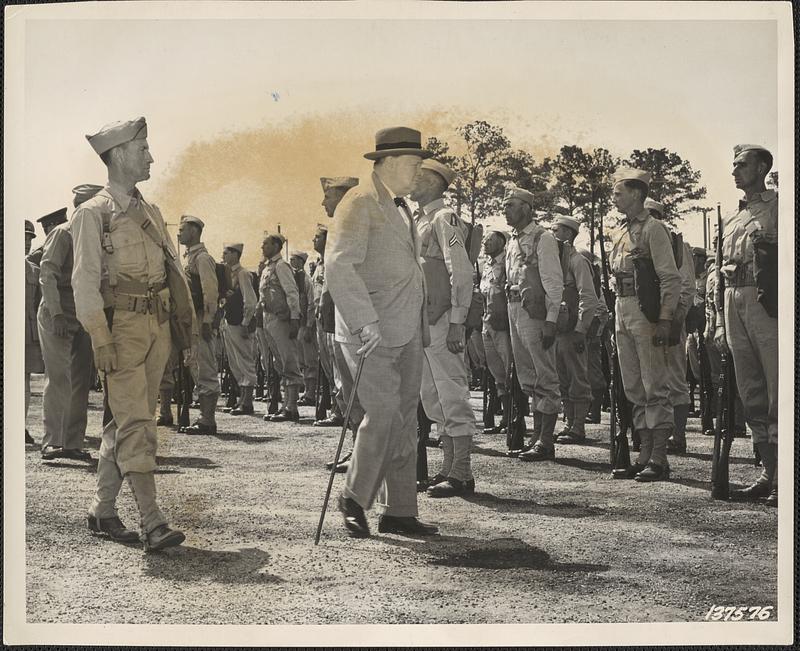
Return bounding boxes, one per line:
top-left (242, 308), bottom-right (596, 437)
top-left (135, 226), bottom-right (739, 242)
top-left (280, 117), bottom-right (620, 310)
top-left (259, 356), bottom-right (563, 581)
top-left (326, 126), bottom-right (438, 538)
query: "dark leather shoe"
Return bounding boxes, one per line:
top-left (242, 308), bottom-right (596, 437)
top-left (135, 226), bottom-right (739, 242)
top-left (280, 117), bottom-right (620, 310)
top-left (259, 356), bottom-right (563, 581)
top-left (612, 462), bottom-right (647, 480)
top-left (326, 451), bottom-right (352, 470)
top-left (338, 495), bottom-right (370, 538)
top-left (87, 515), bottom-right (140, 544)
top-left (729, 482), bottom-right (772, 501)
top-left (62, 448), bottom-right (93, 462)
top-left (666, 438), bottom-right (686, 454)
top-left (518, 442), bottom-right (555, 462)
top-left (506, 440), bottom-right (535, 458)
top-left (482, 424), bottom-right (505, 435)
top-left (314, 415), bottom-right (344, 427)
top-left (334, 459), bottom-right (350, 474)
top-left (554, 426), bottom-right (571, 443)
top-left (156, 415), bottom-right (174, 426)
top-left (557, 431), bottom-right (587, 445)
top-left (297, 395), bottom-right (316, 407)
top-left (269, 408), bottom-right (300, 422)
top-left (427, 477), bottom-right (466, 498)
top-left (143, 524), bottom-right (185, 552)
top-left (25, 429), bottom-right (35, 445)
top-left (634, 462), bottom-right (670, 482)
top-left (416, 480), bottom-right (429, 492)
top-left (378, 515), bottom-right (439, 536)
top-left (230, 404), bottom-right (255, 416)
top-left (184, 421), bottom-right (217, 435)
top-left (41, 445), bottom-right (65, 460)
top-left (764, 488), bottom-right (777, 507)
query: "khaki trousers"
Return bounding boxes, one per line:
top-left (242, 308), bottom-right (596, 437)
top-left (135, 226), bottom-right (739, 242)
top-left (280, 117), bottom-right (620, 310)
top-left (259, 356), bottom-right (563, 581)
top-left (341, 330), bottom-right (423, 517)
top-left (193, 334), bottom-right (220, 397)
top-left (420, 311), bottom-right (476, 438)
top-left (482, 322), bottom-right (511, 396)
top-left (222, 322), bottom-right (257, 387)
top-left (615, 297), bottom-right (674, 431)
top-left (508, 302), bottom-right (560, 414)
top-left (265, 314), bottom-right (304, 388)
top-left (296, 326), bottom-right (318, 393)
top-left (37, 308), bottom-right (93, 449)
top-left (665, 328), bottom-right (690, 407)
top-left (556, 332), bottom-right (591, 403)
top-left (724, 286), bottom-right (778, 444)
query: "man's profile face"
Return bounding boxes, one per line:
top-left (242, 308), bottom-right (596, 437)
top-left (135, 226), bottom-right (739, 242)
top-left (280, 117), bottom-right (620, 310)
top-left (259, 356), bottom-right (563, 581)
top-left (612, 182), bottom-right (638, 213)
top-left (732, 151), bottom-right (764, 190)
top-left (312, 231), bottom-right (326, 255)
top-left (222, 248), bottom-right (238, 266)
top-left (504, 198), bottom-right (530, 229)
top-left (384, 154), bottom-right (423, 196)
top-left (551, 224), bottom-right (573, 243)
top-left (408, 168), bottom-right (441, 203)
top-left (117, 138), bottom-right (154, 183)
top-left (322, 187), bottom-right (348, 218)
top-left (178, 221), bottom-right (197, 246)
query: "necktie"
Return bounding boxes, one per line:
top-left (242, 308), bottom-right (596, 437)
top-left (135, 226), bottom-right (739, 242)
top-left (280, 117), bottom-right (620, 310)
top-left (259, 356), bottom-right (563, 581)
top-left (393, 197), bottom-right (416, 244)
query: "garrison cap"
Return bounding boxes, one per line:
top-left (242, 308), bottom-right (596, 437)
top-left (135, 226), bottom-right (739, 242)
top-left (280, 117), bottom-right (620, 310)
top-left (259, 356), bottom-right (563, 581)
top-left (25, 220), bottom-right (36, 237)
top-left (315, 223), bottom-right (329, 233)
top-left (86, 117), bottom-right (148, 156)
top-left (420, 159), bottom-right (456, 187)
top-left (224, 242), bottom-right (244, 255)
top-left (552, 215), bottom-right (581, 233)
top-left (503, 185), bottom-right (536, 208)
top-left (320, 177), bottom-right (359, 192)
top-left (364, 126), bottom-right (432, 161)
top-left (264, 232), bottom-right (286, 245)
top-left (488, 229), bottom-right (509, 245)
top-left (613, 168), bottom-right (652, 187)
top-left (37, 207), bottom-right (68, 227)
top-left (72, 184), bottom-right (104, 208)
top-left (733, 144), bottom-right (771, 158)
top-left (290, 251), bottom-right (309, 263)
top-left (181, 214), bottom-right (205, 229)
top-left (644, 198), bottom-right (665, 217)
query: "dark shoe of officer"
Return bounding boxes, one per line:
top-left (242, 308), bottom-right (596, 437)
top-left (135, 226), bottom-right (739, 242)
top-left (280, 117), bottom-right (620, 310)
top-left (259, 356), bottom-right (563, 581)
top-left (326, 451), bottom-right (352, 470)
top-left (729, 481), bottom-right (772, 502)
top-left (269, 408), bottom-right (300, 422)
top-left (612, 462), bottom-right (647, 479)
top-left (41, 445), bottom-right (65, 460)
top-left (557, 431), bottom-right (586, 445)
top-left (426, 477), bottom-right (476, 498)
top-left (230, 403), bottom-right (255, 416)
top-left (506, 440), bottom-right (535, 458)
top-left (554, 425), bottom-right (571, 443)
top-left (338, 495), bottom-right (370, 538)
top-left (313, 414), bottom-right (344, 427)
top-left (143, 524), bottom-right (186, 552)
top-left (666, 437), bottom-right (687, 454)
top-left (416, 480), bottom-right (429, 493)
top-left (87, 515), bottom-right (140, 544)
top-left (156, 414), bottom-right (174, 427)
top-left (518, 442), bottom-right (555, 462)
top-left (334, 459), bottom-right (350, 474)
top-left (764, 487), bottom-right (777, 507)
top-left (297, 394), bottom-right (316, 407)
top-left (377, 515), bottom-right (439, 536)
top-left (61, 448), bottom-right (94, 462)
top-left (634, 462), bottom-right (670, 482)
top-left (25, 429), bottom-right (35, 445)
top-left (184, 421), bottom-right (216, 435)
top-left (482, 423), bottom-right (505, 435)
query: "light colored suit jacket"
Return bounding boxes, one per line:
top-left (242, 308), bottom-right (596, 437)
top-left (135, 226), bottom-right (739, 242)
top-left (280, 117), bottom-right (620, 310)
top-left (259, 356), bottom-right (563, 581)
top-left (326, 171), bottom-right (429, 348)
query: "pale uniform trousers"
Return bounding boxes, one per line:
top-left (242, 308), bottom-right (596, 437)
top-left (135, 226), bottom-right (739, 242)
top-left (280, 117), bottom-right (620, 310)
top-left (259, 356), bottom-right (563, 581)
top-left (192, 333), bottom-right (220, 397)
top-left (37, 306), bottom-right (93, 449)
top-left (92, 311), bottom-right (171, 533)
top-left (508, 302), bottom-right (561, 416)
top-left (296, 325), bottom-right (319, 393)
top-left (467, 328), bottom-right (486, 368)
top-left (265, 314), bottom-right (304, 388)
top-left (25, 260), bottom-right (45, 423)
top-left (256, 324), bottom-right (283, 375)
top-left (222, 321), bottom-right (257, 388)
top-left (665, 329), bottom-right (691, 407)
top-left (482, 323), bottom-right (512, 396)
top-left (341, 330), bottom-right (423, 518)
top-left (556, 334), bottom-right (591, 404)
top-left (420, 310), bottom-right (477, 482)
top-left (317, 326), bottom-right (348, 419)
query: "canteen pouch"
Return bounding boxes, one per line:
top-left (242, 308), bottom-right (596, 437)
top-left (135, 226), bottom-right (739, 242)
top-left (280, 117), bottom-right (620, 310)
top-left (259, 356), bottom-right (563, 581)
top-left (555, 242), bottom-right (579, 334)
top-left (631, 254), bottom-right (661, 324)
top-left (465, 290), bottom-right (483, 330)
top-left (753, 241), bottom-right (777, 318)
top-left (223, 286), bottom-right (244, 326)
top-left (518, 229), bottom-right (547, 320)
top-left (485, 293), bottom-right (509, 332)
top-left (421, 256), bottom-right (452, 325)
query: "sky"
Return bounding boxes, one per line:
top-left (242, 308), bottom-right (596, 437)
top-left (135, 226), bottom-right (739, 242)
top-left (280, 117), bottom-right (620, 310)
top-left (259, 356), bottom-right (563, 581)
top-left (6, 2), bottom-right (787, 268)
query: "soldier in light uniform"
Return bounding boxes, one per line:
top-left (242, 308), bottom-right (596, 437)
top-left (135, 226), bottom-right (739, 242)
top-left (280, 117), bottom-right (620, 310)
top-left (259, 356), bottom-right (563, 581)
top-left (72, 117), bottom-right (187, 550)
top-left (179, 215), bottom-right (220, 435)
top-left (37, 190), bottom-right (99, 462)
top-left (608, 169), bottom-right (682, 482)
top-left (479, 230), bottom-right (511, 434)
top-left (503, 187), bottom-right (565, 462)
top-left (578, 248), bottom-right (610, 424)
top-left (289, 251), bottom-right (318, 405)
top-left (408, 159), bottom-right (477, 498)
top-left (28, 208), bottom-right (68, 266)
top-left (550, 216), bottom-right (601, 444)
top-left (260, 233), bottom-right (304, 422)
top-left (221, 243), bottom-right (258, 415)
top-left (685, 247), bottom-right (710, 405)
top-left (719, 145), bottom-right (778, 506)
top-left (25, 219), bottom-right (43, 445)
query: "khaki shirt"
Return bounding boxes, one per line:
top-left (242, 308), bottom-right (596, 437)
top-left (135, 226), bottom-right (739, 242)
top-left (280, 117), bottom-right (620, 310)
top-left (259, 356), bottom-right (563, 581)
top-left (311, 257), bottom-right (325, 313)
top-left (26, 258), bottom-right (41, 346)
top-left (39, 223), bottom-right (79, 327)
top-left (71, 182), bottom-right (173, 348)
top-left (259, 253), bottom-right (300, 320)
top-left (673, 238), bottom-right (696, 322)
top-left (506, 220), bottom-right (564, 323)
top-left (563, 245), bottom-right (601, 335)
top-left (415, 198), bottom-right (473, 324)
top-left (229, 262), bottom-right (258, 324)
top-left (608, 209), bottom-right (681, 321)
top-left (720, 189), bottom-right (778, 275)
top-left (184, 242), bottom-right (218, 325)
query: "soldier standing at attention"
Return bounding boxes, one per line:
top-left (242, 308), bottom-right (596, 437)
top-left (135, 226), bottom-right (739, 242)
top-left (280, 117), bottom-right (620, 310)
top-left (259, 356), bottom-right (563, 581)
top-left (289, 251), bottom-right (318, 406)
top-left (408, 159), bottom-right (477, 498)
top-left (608, 169), bottom-right (682, 482)
top-left (503, 187), bottom-right (565, 462)
top-left (25, 220), bottom-right (43, 445)
top-left (71, 117), bottom-right (188, 550)
top-left (577, 248), bottom-right (610, 424)
top-left (720, 145), bottom-right (778, 506)
top-left (28, 208), bottom-right (68, 266)
top-left (479, 230), bottom-right (511, 435)
top-left (221, 242), bottom-right (258, 416)
top-left (260, 234), bottom-right (304, 422)
top-left (550, 216), bottom-right (601, 445)
top-left (179, 215), bottom-right (220, 435)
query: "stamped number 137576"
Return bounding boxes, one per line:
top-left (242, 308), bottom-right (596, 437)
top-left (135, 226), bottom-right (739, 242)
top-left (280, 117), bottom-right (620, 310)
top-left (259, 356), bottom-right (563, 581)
top-left (705, 606), bottom-right (774, 621)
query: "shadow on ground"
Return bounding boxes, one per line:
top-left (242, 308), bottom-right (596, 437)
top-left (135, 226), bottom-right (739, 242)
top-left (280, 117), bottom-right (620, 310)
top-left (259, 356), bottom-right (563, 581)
top-left (155, 456), bottom-right (220, 470)
top-left (213, 433), bottom-right (280, 444)
top-left (463, 492), bottom-right (605, 518)
top-left (143, 546), bottom-right (283, 584)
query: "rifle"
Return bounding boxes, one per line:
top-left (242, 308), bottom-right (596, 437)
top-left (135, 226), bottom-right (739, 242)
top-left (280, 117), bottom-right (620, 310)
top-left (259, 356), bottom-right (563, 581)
top-left (597, 213), bottom-right (631, 472)
top-left (505, 361), bottom-right (527, 451)
top-left (176, 352), bottom-right (193, 430)
top-left (315, 358), bottom-right (332, 422)
top-left (697, 332), bottom-right (715, 434)
top-left (482, 364), bottom-right (494, 430)
top-left (267, 351), bottom-right (281, 415)
top-left (711, 204), bottom-right (736, 500)
top-left (255, 355), bottom-right (265, 401)
top-left (416, 401), bottom-right (430, 486)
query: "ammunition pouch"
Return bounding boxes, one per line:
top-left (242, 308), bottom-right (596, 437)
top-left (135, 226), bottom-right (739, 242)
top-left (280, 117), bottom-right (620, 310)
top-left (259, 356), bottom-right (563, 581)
top-left (753, 243), bottom-right (777, 318)
top-left (188, 271), bottom-right (204, 314)
top-left (685, 304), bottom-right (706, 333)
top-left (520, 263), bottom-right (547, 320)
top-left (223, 286), bottom-right (245, 326)
top-left (632, 256), bottom-right (661, 323)
top-left (484, 292), bottom-right (509, 332)
top-left (421, 256), bottom-right (451, 325)
top-left (556, 285), bottom-right (579, 334)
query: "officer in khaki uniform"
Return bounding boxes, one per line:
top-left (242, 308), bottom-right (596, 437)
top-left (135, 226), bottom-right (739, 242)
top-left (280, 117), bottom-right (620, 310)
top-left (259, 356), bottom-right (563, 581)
top-left (289, 251), bottom-right (318, 404)
top-left (28, 208), bottom-right (68, 266)
top-left (479, 230), bottom-right (511, 434)
top-left (260, 233), bottom-right (304, 422)
top-left (38, 190), bottom-right (99, 462)
top-left (408, 159), bottom-right (477, 498)
top-left (550, 216), bottom-right (601, 444)
top-left (25, 219), bottom-right (43, 445)
top-left (179, 215), bottom-right (220, 434)
top-left (608, 169), bottom-right (682, 482)
top-left (719, 145), bottom-right (778, 506)
top-left (72, 117), bottom-right (187, 550)
top-left (503, 186), bottom-right (565, 462)
top-left (578, 248), bottom-right (610, 423)
top-left (221, 242), bottom-right (258, 415)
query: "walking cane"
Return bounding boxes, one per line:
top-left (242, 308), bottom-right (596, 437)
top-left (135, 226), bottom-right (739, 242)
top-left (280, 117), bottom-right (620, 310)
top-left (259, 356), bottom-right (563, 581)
top-left (314, 351), bottom-right (366, 545)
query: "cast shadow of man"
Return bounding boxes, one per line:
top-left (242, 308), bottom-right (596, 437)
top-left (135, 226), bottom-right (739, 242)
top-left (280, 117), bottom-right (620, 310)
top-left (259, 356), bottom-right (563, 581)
top-left (142, 545), bottom-right (282, 585)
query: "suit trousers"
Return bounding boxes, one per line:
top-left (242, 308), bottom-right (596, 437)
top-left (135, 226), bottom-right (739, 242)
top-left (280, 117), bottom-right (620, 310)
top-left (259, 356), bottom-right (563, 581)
top-left (482, 322), bottom-right (511, 396)
top-left (665, 328), bottom-right (690, 407)
top-left (341, 330), bottom-right (423, 517)
top-left (508, 302), bottom-right (560, 415)
top-left (37, 309), bottom-right (93, 450)
top-left (556, 332), bottom-right (591, 403)
top-left (420, 311), bottom-right (476, 438)
top-left (724, 286), bottom-right (778, 445)
top-left (615, 297), bottom-right (674, 431)
top-left (223, 322), bottom-right (257, 388)
top-left (265, 314), bottom-right (304, 388)
top-left (332, 333), bottom-right (364, 427)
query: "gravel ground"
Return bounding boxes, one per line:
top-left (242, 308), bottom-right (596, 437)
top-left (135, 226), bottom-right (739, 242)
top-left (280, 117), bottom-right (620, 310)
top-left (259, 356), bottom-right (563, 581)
top-left (24, 375), bottom-right (777, 625)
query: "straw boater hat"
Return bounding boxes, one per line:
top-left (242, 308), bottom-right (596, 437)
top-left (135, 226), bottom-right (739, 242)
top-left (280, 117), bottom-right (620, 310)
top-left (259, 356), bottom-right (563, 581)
top-left (363, 127), bottom-right (432, 161)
